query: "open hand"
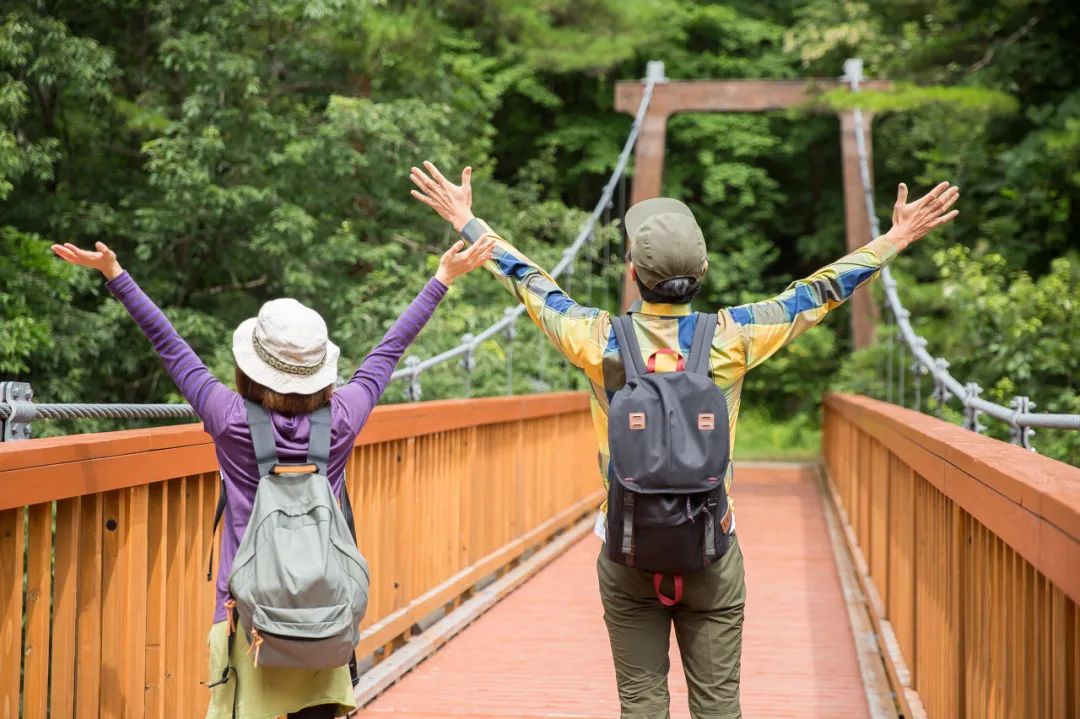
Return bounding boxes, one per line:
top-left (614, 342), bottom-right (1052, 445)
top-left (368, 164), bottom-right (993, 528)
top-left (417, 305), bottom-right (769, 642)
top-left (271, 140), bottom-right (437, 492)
top-left (886, 181), bottom-right (960, 251)
top-left (51, 242), bottom-right (124, 280)
top-left (435, 237), bottom-right (497, 287)
top-left (410, 161), bottom-right (475, 232)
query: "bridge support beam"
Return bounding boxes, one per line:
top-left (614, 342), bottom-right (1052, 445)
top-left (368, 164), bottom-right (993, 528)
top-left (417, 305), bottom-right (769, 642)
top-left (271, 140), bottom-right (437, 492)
top-left (615, 72), bottom-right (890, 349)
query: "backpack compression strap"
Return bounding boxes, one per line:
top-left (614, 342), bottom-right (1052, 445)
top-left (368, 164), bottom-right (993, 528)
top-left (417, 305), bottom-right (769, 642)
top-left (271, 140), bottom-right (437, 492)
top-left (611, 315), bottom-right (648, 382)
top-left (685, 313), bottom-right (718, 377)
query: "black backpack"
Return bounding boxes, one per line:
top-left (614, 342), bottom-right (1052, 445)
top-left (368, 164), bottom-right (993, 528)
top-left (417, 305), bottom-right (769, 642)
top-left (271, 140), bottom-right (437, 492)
top-left (606, 313), bottom-right (732, 604)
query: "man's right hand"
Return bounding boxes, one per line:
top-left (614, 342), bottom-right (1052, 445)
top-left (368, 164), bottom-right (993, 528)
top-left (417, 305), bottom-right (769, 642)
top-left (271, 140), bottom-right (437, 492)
top-left (410, 161), bottom-right (476, 233)
top-left (884, 181), bottom-right (960, 252)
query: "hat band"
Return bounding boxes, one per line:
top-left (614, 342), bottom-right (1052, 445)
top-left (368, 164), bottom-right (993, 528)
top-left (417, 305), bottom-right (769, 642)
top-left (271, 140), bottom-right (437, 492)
top-left (252, 331), bottom-right (326, 377)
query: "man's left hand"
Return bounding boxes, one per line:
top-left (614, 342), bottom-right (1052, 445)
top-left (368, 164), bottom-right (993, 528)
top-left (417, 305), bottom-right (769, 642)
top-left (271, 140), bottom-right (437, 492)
top-left (410, 161), bottom-right (475, 233)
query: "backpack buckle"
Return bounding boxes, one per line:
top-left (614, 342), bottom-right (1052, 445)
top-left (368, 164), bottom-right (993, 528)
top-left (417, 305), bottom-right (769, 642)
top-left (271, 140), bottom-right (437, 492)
top-left (698, 413), bottom-right (715, 431)
top-left (628, 413), bottom-right (646, 430)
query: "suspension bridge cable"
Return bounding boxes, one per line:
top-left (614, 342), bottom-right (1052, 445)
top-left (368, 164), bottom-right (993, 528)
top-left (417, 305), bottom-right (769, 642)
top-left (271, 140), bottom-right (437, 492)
top-left (843, 58), bottom-right (1080, 446)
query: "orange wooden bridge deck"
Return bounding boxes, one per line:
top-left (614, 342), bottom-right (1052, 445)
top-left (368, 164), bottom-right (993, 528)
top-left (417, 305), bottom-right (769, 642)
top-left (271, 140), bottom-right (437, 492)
top-left (357, 464), bottom-right (878, 718)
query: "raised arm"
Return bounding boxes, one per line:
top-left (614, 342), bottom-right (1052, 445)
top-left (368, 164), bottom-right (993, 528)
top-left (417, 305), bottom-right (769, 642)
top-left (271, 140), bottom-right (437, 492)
top-left (51, 242), bottom-right (239, 435)
top-left (731, 181), bottom-right (960, 371)
top-left (410, 161), bottom-right (608, 381)
top-left (332, 236), bottom-right (496, 435)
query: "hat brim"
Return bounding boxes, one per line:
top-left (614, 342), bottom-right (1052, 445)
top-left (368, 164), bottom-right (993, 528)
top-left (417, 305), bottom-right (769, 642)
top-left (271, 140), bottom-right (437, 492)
top-left (625, 197), bottom-right (695, 241)
top-left (232, 317), bottom-right (341, 395)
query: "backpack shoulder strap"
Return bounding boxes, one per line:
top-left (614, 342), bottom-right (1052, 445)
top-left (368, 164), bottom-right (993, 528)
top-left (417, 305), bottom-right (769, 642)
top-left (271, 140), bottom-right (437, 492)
top-left (686, 313), bottom-right (718, 376)
top-left (307, 405), bottom-right (332, 477)
top-left (611, 315), bottom-right (647, 381)
top-left (245, 400), bottom-right (279, 478)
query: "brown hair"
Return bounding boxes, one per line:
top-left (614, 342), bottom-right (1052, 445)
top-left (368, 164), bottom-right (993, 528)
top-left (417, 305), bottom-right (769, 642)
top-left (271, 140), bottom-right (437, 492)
top-left (235, 367), bottom-right (334, 416)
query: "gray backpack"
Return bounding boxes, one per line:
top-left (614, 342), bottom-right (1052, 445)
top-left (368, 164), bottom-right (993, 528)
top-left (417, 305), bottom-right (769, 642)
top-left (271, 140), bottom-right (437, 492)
top-left (227, 401), bottom-right (369, 671)
top-left (606, 313), bottom-right (731, 604)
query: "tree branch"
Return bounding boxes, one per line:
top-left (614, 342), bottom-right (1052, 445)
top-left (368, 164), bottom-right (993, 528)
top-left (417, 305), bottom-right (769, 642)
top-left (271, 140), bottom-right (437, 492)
top-left (967, 17), bottom-right (1040, 74)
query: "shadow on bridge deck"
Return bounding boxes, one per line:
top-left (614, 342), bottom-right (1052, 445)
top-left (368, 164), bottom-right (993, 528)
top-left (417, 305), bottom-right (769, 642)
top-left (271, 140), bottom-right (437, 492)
top-left (357, 464), bottom-right (878, 718)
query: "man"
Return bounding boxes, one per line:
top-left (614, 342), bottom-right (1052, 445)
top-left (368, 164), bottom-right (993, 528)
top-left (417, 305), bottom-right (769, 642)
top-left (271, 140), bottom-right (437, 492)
top-left (411, 161), bottom-right (958, 718)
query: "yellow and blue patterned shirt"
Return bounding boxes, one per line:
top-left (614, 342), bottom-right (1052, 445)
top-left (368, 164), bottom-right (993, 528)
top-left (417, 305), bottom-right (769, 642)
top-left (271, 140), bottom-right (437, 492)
top-left (471, 218), bottom-right (897, 524)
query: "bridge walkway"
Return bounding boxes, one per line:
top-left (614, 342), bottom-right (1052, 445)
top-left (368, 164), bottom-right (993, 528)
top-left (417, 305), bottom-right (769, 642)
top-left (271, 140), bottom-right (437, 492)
top-left (357, 464), bottom-right (878, 718)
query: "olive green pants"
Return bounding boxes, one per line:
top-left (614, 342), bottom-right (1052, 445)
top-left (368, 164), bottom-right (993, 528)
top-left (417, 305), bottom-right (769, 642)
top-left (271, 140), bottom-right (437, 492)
top-left (597, 534), bottom-right (746, 719)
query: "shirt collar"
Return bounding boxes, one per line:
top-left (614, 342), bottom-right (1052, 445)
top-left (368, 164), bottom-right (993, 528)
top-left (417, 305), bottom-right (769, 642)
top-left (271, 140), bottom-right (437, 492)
top-left (638, 301), bottom-right (692, 317)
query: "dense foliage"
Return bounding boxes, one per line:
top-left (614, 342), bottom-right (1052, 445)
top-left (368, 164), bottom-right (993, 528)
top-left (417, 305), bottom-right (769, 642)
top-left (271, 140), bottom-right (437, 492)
top-left (2, 1), bottom-right (1077, 463)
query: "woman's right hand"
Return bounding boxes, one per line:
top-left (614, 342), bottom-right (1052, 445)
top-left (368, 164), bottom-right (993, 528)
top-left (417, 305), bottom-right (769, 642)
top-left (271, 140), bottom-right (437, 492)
top-left (51, 242), bottom-right (124, 280)
top-left (435, 237), bottom-right (497, 287)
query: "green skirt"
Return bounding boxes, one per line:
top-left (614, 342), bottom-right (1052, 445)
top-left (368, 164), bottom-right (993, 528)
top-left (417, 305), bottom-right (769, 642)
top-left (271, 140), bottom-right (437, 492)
top-left (205, 620), bottom-right (357, 719)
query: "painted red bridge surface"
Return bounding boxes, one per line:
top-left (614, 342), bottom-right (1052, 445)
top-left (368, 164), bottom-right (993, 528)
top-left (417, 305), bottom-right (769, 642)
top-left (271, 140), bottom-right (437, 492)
top-left (357, 464), bottom-right (872, 718)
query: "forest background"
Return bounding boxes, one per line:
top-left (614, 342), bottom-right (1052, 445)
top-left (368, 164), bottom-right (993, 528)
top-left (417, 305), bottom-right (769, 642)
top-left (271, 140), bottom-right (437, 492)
top-left (3, 0), bottom-right (1077, 464)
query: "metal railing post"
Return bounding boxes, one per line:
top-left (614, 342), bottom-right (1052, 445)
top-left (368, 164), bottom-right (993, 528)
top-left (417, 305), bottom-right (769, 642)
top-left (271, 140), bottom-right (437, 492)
top-left (460, 334), bottom-right (476, 398)
top-left (932, 358), bottom-right (951, 417)
top-left (963, 382), bottom-right (985, 433)
top-left (504, 308), bottom-right (517, 396)
top-left (405, 356), bottom-right (423, 402)
top-left (1010, 396), bottom-right (1036, 451)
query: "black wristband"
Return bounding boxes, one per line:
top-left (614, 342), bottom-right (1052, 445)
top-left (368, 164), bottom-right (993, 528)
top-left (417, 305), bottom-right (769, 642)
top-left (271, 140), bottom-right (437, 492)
top-left (460, 218), bottom-right (487, 244)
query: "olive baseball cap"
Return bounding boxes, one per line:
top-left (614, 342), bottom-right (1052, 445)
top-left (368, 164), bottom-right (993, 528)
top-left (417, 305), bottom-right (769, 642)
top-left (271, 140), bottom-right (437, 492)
top-left (624, 198), bottom-right (707, 290)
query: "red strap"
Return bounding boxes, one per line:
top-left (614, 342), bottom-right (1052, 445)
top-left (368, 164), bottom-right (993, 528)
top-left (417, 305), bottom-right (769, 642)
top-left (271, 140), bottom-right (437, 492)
top-left (646, 349), bottom-right (685, 373)
top-left (653, 573), bottom-right (684, 606)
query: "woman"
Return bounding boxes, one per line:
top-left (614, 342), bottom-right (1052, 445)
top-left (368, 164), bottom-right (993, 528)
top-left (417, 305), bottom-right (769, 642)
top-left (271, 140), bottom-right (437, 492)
top-left (51, 236), bottom-right (496, 719)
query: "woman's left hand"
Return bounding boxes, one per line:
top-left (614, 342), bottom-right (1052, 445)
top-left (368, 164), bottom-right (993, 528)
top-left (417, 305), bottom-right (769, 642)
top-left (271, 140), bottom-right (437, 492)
top-left (435, 237), bottom-right (497, 286)
top-left (51, 242), bottom-right (124, 280)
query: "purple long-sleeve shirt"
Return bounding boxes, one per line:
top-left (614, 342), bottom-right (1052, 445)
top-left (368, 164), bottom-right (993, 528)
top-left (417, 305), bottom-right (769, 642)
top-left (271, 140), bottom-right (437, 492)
top-left (107, 272), bottom-right (448, 622)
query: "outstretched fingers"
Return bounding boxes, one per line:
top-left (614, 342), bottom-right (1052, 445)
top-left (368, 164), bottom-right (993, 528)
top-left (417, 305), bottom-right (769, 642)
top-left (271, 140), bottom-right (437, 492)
top-left (52, 243), bottom-right (95, 264)
top-left (410, 167), bottom-right (439, 195)
top-left (410, 188), bottom-right (438, 208)
top-left (916, 181), bottom-right (952, 207)
top-left (468, 237), bottom-right (497, 268)
top-left (935, 186), bottom-right (960, 214)
top-left (442, 240), bottom-right (466, 259)
top-left (423, 160), bottom-right (448, 186)
top-left (930, 210), bottom-right (959, 228)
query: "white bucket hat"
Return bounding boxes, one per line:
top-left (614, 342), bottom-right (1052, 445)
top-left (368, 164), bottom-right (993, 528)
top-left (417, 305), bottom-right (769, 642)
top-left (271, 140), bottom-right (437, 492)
top-left (232, 298), bottom-right (340, 395)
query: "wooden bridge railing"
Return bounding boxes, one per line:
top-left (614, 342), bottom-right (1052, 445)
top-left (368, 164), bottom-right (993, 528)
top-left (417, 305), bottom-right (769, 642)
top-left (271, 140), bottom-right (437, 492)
top-left (823, 392), bottom-right (1080, 719)
top-left (0, 392), bottom-right (600, 719)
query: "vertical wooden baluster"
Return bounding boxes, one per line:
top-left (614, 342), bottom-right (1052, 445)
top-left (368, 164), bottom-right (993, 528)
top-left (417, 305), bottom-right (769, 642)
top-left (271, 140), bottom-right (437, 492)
top-left (123, 485), bottom-right (150, 718)
top-left (0, 507), bottom-right (26, 719)
top-left (22, 502), bottom-right (53, 718)
top-left (144, 483), bottom-right (167, 719)
top-left (50, 498), bottom-right (80, 719)
top-left (75, 495), bottom-right (103, 719)
top-left (98, 491), bottom-right (124, 717)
